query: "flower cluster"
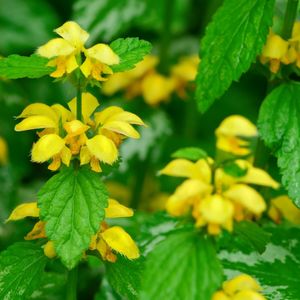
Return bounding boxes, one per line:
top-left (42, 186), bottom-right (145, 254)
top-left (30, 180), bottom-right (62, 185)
top-left (37, 21), bottom-right (119, 81)
top-left (102, 54), bottom-right (200, 105)
top-left (160, 116), bottom-right (278, 235)
top-left (260, 22), bottom-right (300, 73)
top-left (15, 93), bottom-right (145, 172)
top-left (7, 198), bottom-right (139, 261)
top-left (212, 274), bottom-right (266, 300)
top-left (0, 137), bottom-right (8, 165)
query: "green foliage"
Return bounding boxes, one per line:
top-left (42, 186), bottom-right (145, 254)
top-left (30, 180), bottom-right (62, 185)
top-left (106, 255), bottom-right (144, 299)
top-left (221, 226), bottom-right (300, 299)
top-left (140, 230), bottom-right (223, 300)
top-left (0, 55), bottom-right (54, 79)
top-left (0, 0), bottom-right (59, 55)
top-left (233, 221), bottom-right (271, 254)
top-left (110, 38), bottom-right (152, 73)
top-left (258, 82), bottom-right (300, 207)
top-left (195, 0), bottom-right (275, 112)
top-left (38, 167), bottom-right (108, 269)
top-left (222, 161), bottom-right (248, 178)
top-left (171, 147), bottom-right (208, 161)
top-left (72, 0), bottom-right (146, 42)
top-left (0, 242), bottom-right (47, 300)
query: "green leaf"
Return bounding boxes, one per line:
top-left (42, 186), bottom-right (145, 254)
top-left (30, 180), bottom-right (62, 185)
top-left (258, 82), bottom-right (300, 207)
top-left (110, 38), bottom-right (152, 73)
top-left (140, 230), bottom-right (223, 300)
top-left (106, 255), bottom-right (144, 299)
top-left (72, 0), bottom-right (146, 42)
top-left (0, 242), bottom-right (47, 300)
top-left (172, 147), bottom-right (208, 161)
top-left (220, 225), bottom-right (300, 299)
top-left (0, 55), bottom-right (54, 79)
top-left (38, 167), bottom-right (108, 269)
top-left (233, 221), bottom-right (271, 253)
top-left (222, 162), bottom-right (248, 178)
top-left (195, 0), bottom-right (275, 112)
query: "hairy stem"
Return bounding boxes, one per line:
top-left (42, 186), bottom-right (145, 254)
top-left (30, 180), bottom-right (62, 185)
top-left (76, 82), bottom-right (82, 121)
top-left (282, 0), bottom-right (299, 39)
top-left (66, 266), bottom-right (78, 300)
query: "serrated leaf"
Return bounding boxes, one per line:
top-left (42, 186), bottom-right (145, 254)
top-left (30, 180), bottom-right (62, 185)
top-left (38, 167), bottom-right (108, 269)
top-left (0, 55), bottom-right (54, 79)
top-left (110, 38), bottom-right (152, 73)
top-left (106, 255), bottom-right (144, 299)
top-left (234, 221), bottom-right (271, 253)
top-left (72, 0), bottom-right (146, 42)
top-left (140, 230), bottom-right (223, 300)
top-left (172, 147), bottom-right (207, 161)
top-left (0, 242), bottom-right (47, 300)
top-left (220, 226), bottom-right (300, 300)
top-left (195, 0), bottom-right (275, 112)
top-left (258, 82), bottom-right (300, 207)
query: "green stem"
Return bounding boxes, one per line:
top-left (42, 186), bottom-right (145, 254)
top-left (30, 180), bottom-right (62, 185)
top-left (76, 83), bottom-right (82, 121)
top-left (282, 0), bottom-right (299, 39)
top-left (159, 0), bottom-right (173, 74)
top-left (66, 266), bottom-right (78, 300)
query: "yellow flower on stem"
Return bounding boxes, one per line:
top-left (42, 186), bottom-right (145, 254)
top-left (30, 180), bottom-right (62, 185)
top-left (260, 30), bottom-right (289, 73)
top-left (215, 115), bottom-right (257, 156)
top-left (37, 21), bottom-right (119, 80)
top-left (89, 198), bottom-right (139, 262)
top-left (160, 154), bottom-right (279, 235)
top-left (212, 274), bottom-right (266, 300)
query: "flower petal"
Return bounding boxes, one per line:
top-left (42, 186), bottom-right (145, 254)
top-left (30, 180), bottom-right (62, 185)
top-left (37, 38), bottom-right (75, 58)
top-left (25, 221), bottom-right (46, 240)
top-left (224, 184), bottom-right (266, 215)
top-left (86, 135), bottom-right (118, 165)
top-left (108, 111), bottom-right (145, 125)
top-left (54, 21), bottom-right (89, 49)
top-left (17, 103), bottom-right (57, 121)
top-left (68, 92), bottom-right (99, 122)
top-left (43, 241), bottom-right (56, 259)
top-left (94, 106), bottom-right (124, 125)
top-left (102, 121), bottom-right (140, 138)
top-left (86, 44), bottom-right (119, 65)
top-left (51, 104), bottom-right (73, 123)
top-left (64, 120), bottom-right (89, 137)
top-left (101, 226), bottom-right (139, 259)
top-left (105, 199), bottom-right (133, 218)
top-left (6, 202), bottom-right (39, 222)
top-left (31, 134), bottom-right (65, 162)
top-left (15, 116), bottom-right (57, 132)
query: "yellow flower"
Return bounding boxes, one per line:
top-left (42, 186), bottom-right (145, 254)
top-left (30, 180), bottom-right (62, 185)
top-left (215, 115), bottom-right (257, 156)
top-left (268, 195), bottom-right (300, 224)
top-left (171, 55), bottom-right (200, 98)
top-left (7, 198), bottom-right (139, 262)
top-left (213, 274), bottom-right (266, 300)
top-left (0, 137), bottom-right (8, 165)
top-left (160, 155), bottom-right (278, 234)
top-left (37, 21), bottom-right (119, 80)
top-left (141, 72), bottom-right (175, 106)
top-left (260, 30), bottom-right (289, 73)
top-left (102, 55), bottom-right (158, 96)
top-left (89, 198), bottom-right (140, 262)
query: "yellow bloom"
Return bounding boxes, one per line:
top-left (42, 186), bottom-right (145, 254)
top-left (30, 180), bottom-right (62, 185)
top-left (268, 195), bottom-right (300, 224)
top-left (6, 202), bottom-right (39, 222)
top-left (43, 241), bottom-right (56, 259)
top-left (102, 55), bottom-right (158, 96)
top-left (37, 21), bottom-right (119, 80)
top-left (215, 115), bottom-right (257, 156)
top-left (0, 137), bottom-right (8, 165)
top-left (161, 155), bottom-right (278, 234)
top-left (141, 72), bottom-right (175, 105)
top-left (213, 274), bottom-right (266, 300)
top-left (89, 198), bottom-right (140, 262)
top-left (260, 30), bottom-right (289, 73)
